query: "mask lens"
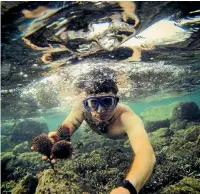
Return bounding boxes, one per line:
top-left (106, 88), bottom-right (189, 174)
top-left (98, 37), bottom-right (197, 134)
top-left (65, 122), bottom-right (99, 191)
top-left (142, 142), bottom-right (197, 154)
top-left (101, 97), bottom-right (115, 109)
top-left (84, 98), bottom-right (99, 111)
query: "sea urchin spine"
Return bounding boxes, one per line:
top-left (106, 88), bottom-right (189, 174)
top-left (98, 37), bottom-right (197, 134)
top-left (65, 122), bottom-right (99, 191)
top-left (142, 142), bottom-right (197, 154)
top-left (32, 134), bottom-right (52, 158)
top-left (52, 140), bottom-right (73, 159)
top-left (56, 125), bottom-right (71, 141)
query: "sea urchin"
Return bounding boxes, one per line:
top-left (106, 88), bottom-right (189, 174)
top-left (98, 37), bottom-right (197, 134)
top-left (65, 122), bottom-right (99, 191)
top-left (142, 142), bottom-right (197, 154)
top-left (52, 140), bottom-right (73, 159)
top-left (32, 134), bottom-right (52, 158)
top-left (56, 125), bottom-right (71, 141)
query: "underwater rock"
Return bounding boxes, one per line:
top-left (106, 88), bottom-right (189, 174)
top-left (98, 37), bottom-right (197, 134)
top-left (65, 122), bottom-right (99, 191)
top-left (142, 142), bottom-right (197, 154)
top-left (140, 102), bottom-right (179, 124)
top-left (72, 137), bottom-right (132, 193)
top-left (149, 128), bottom-right (171, 151)
top-left (170, 119), bottom-right (188, 131)
top-left (1, 135), bottom-right (15, 152)
top-left (35, 169), bottom-right (82, 194)
top-left (161, 177), bottom-right (200, 194)
top-left (12, 117), bottom-right (49, 143)
top-left (185, 125), bottom-right (200, 142)
top-left (1, 180), bottom-right (17, 194)
top-left (12, 174), bottom-right (38, 194)
top-left (17, 152), bottom-right (44, 166)
top-left (1, 122), bottom-right (15, 135)
top-left (141, 120), bottom-right (200, 193)
top-left (145, 119), bottom-right (170, 133)
top-left (166, 123), bottom-right (200, 162)
top-left (172, 101), bottom-right (200, 121)
top-left (1, 152), bottom-right (15, 167)
top-left (1, 152), bottom-right (20, 181)
top-left (13, 141), bottom-right (29, 155)
top-left (1, 151), bottom-right (47, 182)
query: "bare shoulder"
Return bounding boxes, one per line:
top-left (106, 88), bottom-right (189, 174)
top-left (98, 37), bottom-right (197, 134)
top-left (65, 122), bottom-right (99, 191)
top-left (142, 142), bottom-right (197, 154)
top-left (117, 103), bottom-right (143, 124)
top-left (116, 103), bottom-right (137, 116)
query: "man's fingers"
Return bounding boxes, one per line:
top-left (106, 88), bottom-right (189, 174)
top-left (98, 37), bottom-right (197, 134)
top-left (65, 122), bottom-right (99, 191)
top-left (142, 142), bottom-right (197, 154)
top-left (48, 131), bottom-right (57, 143)
top-left (51, 155), bottom-right (57, 163)
top-left (31, 146), bottom-right (36, 151)
top-left (51, 158), bottom-right (57, 163)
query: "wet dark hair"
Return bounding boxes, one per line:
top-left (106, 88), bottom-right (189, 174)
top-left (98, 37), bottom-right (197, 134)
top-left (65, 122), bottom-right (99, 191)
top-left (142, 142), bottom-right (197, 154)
top-left (77, 68), bottom-right (118, 95)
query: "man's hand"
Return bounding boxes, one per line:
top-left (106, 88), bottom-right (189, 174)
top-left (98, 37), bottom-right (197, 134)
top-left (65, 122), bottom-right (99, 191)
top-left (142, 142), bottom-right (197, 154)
top-left (110, 187), bottom-right (130, 194)
top-left (31, 131), bottom-right (58, 163)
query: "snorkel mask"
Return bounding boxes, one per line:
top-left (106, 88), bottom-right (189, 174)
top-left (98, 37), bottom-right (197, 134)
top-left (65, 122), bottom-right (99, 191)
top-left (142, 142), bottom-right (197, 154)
top-left (83, 95), bottom-right (119, 112)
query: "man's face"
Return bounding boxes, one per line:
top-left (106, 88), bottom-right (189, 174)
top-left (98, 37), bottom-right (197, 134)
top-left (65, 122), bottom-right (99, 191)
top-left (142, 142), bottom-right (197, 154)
top-left (83, 92), bottom-right (118, 122)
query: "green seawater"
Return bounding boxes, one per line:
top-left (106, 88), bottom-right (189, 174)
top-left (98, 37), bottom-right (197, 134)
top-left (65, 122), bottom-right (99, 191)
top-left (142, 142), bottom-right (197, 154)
top-left (44, 90), bottom-right (200, 130)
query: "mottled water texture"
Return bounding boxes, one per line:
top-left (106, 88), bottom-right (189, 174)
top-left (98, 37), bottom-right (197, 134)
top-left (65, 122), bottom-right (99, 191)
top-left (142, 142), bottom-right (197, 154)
top-left (1, 1), bottom-right (200, 194)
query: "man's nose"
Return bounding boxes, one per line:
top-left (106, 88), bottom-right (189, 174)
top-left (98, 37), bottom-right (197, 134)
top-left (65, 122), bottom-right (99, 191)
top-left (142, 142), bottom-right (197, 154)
top-left (96, 104), bottom-right (106, 113)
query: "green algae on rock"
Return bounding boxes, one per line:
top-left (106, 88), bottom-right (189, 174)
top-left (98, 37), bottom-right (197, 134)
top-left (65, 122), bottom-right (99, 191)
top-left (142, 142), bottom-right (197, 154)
top-left (145, 120), bottom-right (170, 133)
top-left (149, 128), bottom-right (172, 151)
top-left (35, 169), bottom-right (82, 194)
top-left (140, 102), bottom-right (179, 132)
top-left (12, 174), bottom-right (38, 194)
top-left (140, 102), bottom-right (179, 122)
top-left (12, 118), bottom-right (49, 143)
top-left (185, 125), bottom-right (200, 142)
top-left (161, 177), bottom-right (200, 194)
top-left (13, 141), bottom-right (29, 155)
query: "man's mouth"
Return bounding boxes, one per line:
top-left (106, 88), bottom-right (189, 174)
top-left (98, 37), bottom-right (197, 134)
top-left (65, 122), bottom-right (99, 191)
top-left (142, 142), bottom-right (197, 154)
top-left (99, 114), bottom-right (110, 120)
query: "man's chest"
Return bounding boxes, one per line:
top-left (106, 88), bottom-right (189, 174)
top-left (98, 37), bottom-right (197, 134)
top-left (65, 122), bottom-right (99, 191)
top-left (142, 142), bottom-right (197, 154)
top-left (85, 118), bottom-right (127, 139)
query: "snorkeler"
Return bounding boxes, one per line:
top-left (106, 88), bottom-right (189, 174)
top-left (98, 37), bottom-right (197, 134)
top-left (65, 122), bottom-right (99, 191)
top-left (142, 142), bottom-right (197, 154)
top-left (32, 69), bottom-right (156, 194)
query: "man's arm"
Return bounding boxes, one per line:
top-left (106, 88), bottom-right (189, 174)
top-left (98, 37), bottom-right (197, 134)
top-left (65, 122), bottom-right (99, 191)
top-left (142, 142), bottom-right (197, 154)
top-left (113, 111), bottom-right (156, 193)
top-left (61, 108), bottom-right (84, 136)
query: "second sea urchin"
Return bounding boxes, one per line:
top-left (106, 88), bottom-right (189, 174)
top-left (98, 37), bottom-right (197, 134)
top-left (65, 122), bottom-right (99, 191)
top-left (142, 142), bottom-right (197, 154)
top-left (56, 125), bottom-right (71, 141)
top-left (52, 140), bottom-right (73, 159)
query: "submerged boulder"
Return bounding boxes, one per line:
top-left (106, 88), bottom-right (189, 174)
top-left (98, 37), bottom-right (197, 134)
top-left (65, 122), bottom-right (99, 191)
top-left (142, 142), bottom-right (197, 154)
top-left (1, 122), bottom-right (15, 135)
top-left (12, 174), bottom-right (38, 194)
top-left (1, 151), bottom-right (48, 182)
top-left (169, 119), bottom-right (188, 131)
top-left (35, 169), bottom-right (82, 194)
top-left (11, 117), bottom-right (49, 143)
top-left (145, 119), bottom-right (170, 133)
top-left (185, 125), bottom-right (200, 142)
top-left (172, 101), bottom-right (200, 121)
top-left (1, 135), bottom-right (15, 152)
top-left (170, 102), bottom-right (200, 131)
top-left (149, 128), bottom-right (172, 150)
top-left (1, 152), bottom-right (19, 181)
top-left (140, 102), bottom-right (179, 132)
top-left (13, 141), bottom-right (29, 155)
top-left (161, 177), bottom-right (200, 194)
top-left (140, 102), bottom-right (179, 122)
